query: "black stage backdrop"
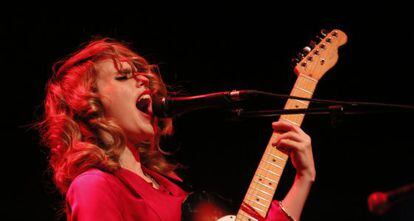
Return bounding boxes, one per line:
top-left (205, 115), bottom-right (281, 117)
top-left (1, 5), bottom-right (413, 221)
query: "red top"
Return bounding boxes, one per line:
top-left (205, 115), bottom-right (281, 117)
top-left (66, 168), bottom-right (291, 221)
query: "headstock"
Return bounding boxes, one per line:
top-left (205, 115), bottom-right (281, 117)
top-left (293, 29), bottom-right (347, 80)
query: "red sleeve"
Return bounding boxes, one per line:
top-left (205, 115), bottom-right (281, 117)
top-left (265, 200), bottom-right (292, 221)
top-left (66, 173), bottom-right (123, 221)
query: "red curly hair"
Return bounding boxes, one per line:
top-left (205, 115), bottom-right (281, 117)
top-left (40, 38), bottom-right (174, 194)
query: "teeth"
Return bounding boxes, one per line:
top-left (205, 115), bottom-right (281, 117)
top-left (139, 94), bottom-right (151, 101)
top-left (136, 94), bottom-right (151, 114)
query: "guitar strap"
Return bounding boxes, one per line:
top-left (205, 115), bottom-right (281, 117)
top-left (158, 170), bottom-right (194, 193)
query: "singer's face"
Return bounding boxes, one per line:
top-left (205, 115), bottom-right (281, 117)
top-left (95, 59), bottom-right (155, 144)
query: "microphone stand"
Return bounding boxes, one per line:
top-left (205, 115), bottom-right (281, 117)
top-left (163, 89), bottom-right (414, 123)
top-left (232, 104), bottom-right (414, 118)
top-left (228, 90), bottom-right (414, 117)
top-left (232, 105), bottom-right (346, 127)
top-left (223, 90), bottom-right (414, 127)
top-left (233, 105), bottom-right (345, 117)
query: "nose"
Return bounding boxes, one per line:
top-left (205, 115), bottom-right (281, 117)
top-left (134, 74), bottom-right (150, 88)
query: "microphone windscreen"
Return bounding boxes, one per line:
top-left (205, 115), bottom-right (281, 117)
top-left (367, 192), bottom-right (389, 215)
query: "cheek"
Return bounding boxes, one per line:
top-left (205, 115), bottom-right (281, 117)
top-left (100, 85), bottom-right (132, 117)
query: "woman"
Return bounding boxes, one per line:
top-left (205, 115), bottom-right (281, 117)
top-left (40, 38), bottom-right (316, 221)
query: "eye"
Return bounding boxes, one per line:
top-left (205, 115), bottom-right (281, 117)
top-left (115, 75), bottom-right (129, 80)
top-left (115, 70), bottom-right (134, 80)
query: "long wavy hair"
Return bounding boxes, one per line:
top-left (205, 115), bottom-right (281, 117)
top-left (40, 38), bottom-right (175, 194)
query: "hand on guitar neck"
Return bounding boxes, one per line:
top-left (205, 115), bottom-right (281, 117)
top-left (271, 120), bottom-right (316, 220)
top-left (272, 120), bottom-right (316, 182)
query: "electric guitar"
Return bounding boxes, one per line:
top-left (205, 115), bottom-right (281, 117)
top-left (182, 29), bottom-right (348, 221)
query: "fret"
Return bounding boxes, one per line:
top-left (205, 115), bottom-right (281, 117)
top-left (292, 99), bottom-right (309, 106)
top-left (246, 190), bottom-right (272, 204)
top-left (296, 79), bottom-right (317, 91)
top-left (237, 211), bottom-right (258, 221)
top-left (286, 100), bottom-right (309, 110)
top-left (264, 152), bottom-right (285, 163)
top-left (257, 167), bottom-right (280, 177)
top-left (248, 193), bottom-right (271, 203)
top-left (280, 115), bottom-right (300, 126)
top-left (290, 86), bottom-right (314, 100)
top-left (264, 159), bottom-right (282, 169)
top-left (249, 186), bottom-right (272, 197)
top-left (266, 151), bottom-right (287, 161)
top-left (298, 74), bottom-right (318, 82)
top-left (257, 168), bottom-right (283, 185)
top-left (294, 86), bottom-right (312, 94)
top-left (249, 181), bottom-right (274, 195)
top-left (236, 212), bottom-right (250, 221)
top-left (262, 154), bottom-right (286, 173)
top-left (246, 198), bottom-right (268, 208)
top-left (256, 173), bottom-right (277, 183)
top-left (268, 148), bottom-right (288, 158)
top-left (249, 205), bottom-right (265, 213)
top-left (249, 180), bottom-right (275, 192)
top-left (259, 158), bottom-right (283, 174)
top-left (256, 174), bottom-right (280, 184)
top-left (255, 172), bottom-right (280, 188)
top-left (255, 170), bottom-right (280, 182)
top-left (249, 183), bottom-right (273, 196)
top-left (253, 180), bottom-right (274, 190)
top-left (241, 200), bottom-right (266, 214)
top-left (280, 112), bottom-right (304, 126)
top-left (279, 117), bottom-right (300, 126)
top-left (267, 153), bottom-right (286, 162)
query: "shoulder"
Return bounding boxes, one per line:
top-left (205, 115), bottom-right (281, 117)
top-left (67, 168), bottom-right (120, 202)
top-left (69, 168), bottom-right (116, 189)
top-left (66, 169), bottom-right (125, 219)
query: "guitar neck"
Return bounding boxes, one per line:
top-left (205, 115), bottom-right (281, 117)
top-left (236, 75), bottom-right (318, 220)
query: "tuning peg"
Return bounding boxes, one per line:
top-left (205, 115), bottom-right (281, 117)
top-left (303, 46), bottom-right (312, 54)
top-left (320, 29), bottom-right (328, 37)
top-left (315, 34), bottom-right (324, 41)
top-left (309, 40), bottom-right (317, 48)
top-left (315, 29), bottom-right (329, 42)
top-left (291, 58), bottom-right (300, 67)
top-left (296, 52), bottom-right (305, 59)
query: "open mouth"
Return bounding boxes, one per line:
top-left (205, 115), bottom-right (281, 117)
top-left (136, 94), bottom-right (152, 115)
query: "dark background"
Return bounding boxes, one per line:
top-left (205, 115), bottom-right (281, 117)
top-left (1, 5), bottom-right (413, 221)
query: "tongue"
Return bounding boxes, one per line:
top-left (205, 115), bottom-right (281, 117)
top-left (136, 99), bottom-right (150, 114)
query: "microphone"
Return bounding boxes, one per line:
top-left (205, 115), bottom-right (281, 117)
top-left (152, 90), bottom-right (256, 118)
top-left (367, 182), bottom-right (414, 215)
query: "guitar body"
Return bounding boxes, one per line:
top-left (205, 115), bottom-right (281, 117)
top-left (181, 190), bottom-right (236, 221)
top-left (182, 29), bottom-right (347, 221)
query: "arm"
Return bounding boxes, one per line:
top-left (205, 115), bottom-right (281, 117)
top-left (271, 121), bottom-right (316, 221)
